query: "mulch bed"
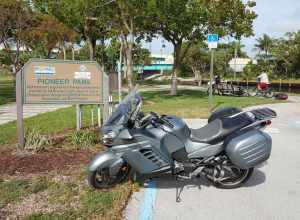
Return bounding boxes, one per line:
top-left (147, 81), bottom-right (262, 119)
top-left (0, 150), bottom-right (95, 176)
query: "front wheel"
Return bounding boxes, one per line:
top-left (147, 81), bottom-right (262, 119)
top-left (206, 166), bottom-right (254, 189)
top-left (88, 163), bottom-right (131, 189)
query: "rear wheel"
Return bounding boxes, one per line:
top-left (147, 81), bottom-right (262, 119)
top-left (88, 163), bottom-right (131, 189)
top-left (205, 165), bottom-right (254, 189)
top-left (264, 90), bottom-right (274, 98)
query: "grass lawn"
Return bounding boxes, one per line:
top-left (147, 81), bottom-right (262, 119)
top-left (0, 74), bottom-right (15, 105)
top-left (141, 90), bottom-right (284, 118)
top-left (0, 105), bottom-right (99, 146)
top-left (0, 167), bottom-right (135, 219)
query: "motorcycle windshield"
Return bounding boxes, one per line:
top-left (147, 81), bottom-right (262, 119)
top-left (104, 89), bottom-right (141, 127)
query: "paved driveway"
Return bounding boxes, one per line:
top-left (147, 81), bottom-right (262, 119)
top-left (0, 103), bottom-right (70, 125)
top-left (125, 99), bottom-right (300, 220)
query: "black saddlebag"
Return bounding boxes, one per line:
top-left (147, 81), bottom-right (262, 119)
top-left (225, 130), bottom-right (272, 169)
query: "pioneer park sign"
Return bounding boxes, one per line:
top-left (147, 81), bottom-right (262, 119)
top-left (16, 59), bottom-right (109, 148)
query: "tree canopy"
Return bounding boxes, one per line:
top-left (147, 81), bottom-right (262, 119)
top-left (151, 0), bottom-right (257, 95)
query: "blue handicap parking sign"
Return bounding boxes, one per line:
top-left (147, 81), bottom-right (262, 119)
top-left (208, 34), bottom-right (219, 42)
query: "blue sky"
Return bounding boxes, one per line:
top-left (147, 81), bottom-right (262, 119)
top-left (143, 0), bottom-right (300, 58)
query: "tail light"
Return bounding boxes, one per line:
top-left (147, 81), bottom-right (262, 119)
top-left (262, 120), bottom-right (272, 126)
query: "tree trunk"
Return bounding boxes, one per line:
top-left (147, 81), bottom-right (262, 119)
top-left (196, 70), bottom-right (202, 86)
top-left (171, 43), bottom-right (182, 96)
top-left (72, 45), bottom-right (75, 61)
top-left (124, 24), bottom-right (134, 92)
top-left (125, 41), bottom-right (134, 91)
top-left (87, 37), bottom-right (96, 61)
top-left (62, 43), bottom-right (66, 60)
top-left (171, 67), bottom-right (178, 95)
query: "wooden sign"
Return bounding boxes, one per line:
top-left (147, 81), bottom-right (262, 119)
top-left (16, 59), bottom-right (110, 148)
top-left (22, 59), bottom-right (106, 104)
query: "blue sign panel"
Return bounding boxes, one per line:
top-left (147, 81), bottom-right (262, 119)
top-left (208, 34), bottom-right (219, 42)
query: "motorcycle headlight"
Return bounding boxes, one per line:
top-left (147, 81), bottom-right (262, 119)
top-left (102, 131), bottom-right (117, 146)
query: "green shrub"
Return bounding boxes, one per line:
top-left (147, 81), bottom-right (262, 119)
top-left (68, 129), bottom-right (99, 148)
top-left (25, 128), bottom-right (51, 152)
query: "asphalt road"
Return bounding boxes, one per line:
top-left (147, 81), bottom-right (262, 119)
top-left (125, 99), bottom-right (300, 220)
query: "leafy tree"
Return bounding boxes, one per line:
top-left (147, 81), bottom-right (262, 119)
top-left (182, 42), bottom-right (210, 86)
top-left (22, 14), bottom-right (76, 58)
top-left (107, 0), bottom-right (154, 91)
top-left (219, 42), bottom-right (247, 59)
top-left (152, 0), bottom-right (257, 95)
top-left (133, 44), bottom-right (151, 67)
top-left (0, 0), bottom-right (33, 75)
top-left (32, 0), bottom-right (112, 61)
top-left (242, 62), bottom-right (256, 89)
top-left (270, 31), bottom-right (300, 79)
top-left (255, 34), bottom-right (274, 60)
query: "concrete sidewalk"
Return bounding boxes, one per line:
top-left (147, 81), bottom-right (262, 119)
top-left (125, 101), bottom-right (300, 220)
top-left (0, 103), bottom-right (70, 125)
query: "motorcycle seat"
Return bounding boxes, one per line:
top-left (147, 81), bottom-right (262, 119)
top-left (190, 114), bottom-right (253, 144)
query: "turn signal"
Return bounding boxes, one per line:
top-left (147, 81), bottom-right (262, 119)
top-left (102, 131), bottom-right (117, 146)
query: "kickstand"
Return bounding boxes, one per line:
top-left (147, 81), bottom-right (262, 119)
top-left (175, 175), bottom-right (184, 203)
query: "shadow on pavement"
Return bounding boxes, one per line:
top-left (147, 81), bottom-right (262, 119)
top-left (244, 169), bottom-right (266, 187)
top-left (139, 168), bottom-right (266, 189)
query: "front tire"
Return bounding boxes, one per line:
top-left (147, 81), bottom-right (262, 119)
top-left (88, 163), bottom-right (131, 189)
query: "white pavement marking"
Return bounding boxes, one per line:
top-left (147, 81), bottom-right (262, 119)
top-left (0, 103), bottom-right (71, 125)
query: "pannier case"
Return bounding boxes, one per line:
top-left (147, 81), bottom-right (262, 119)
top-left (226, 130), bottom-right (272, 169)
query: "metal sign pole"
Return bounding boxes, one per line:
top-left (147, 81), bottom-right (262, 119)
top-left (118, 41), bottom-right (123, 103)
top-left (234, 41), bottom-right (237, 82)
top-left (72, 51), bottom-right (82, 131)
top-left (209, 49), bottom-right (214, 112)
top-left (16, 70), bottom-right (25, 148)
top-left (207, 34), bottom-right (218, 112)
top-left (97, 106), bottom-right (101, 128)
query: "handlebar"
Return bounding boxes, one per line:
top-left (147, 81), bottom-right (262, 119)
top-left (139, 112), bottom-right (160, 129)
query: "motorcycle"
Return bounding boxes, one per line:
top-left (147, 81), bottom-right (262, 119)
top-left (87, 89), bottom-right (276, 190)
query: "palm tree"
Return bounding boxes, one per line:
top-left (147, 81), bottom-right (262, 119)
top-left (255, 34), bottom-right (273, 59)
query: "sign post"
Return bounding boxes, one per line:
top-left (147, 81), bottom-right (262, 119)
top-left (16, 70), bottom-right (24, 148)
top-left (16, 59), bottom-right (109, 148)
top-left (207, 34), bottom-right (219, 111)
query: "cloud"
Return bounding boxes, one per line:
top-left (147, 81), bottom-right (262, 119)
top-left (243, 0), bottom-right (300, 57)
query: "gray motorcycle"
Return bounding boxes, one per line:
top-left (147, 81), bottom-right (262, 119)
top-left (88, 89), bottom-right (276, 190)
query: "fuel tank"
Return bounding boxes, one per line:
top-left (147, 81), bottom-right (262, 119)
top-left (160, 116), bottom-right (190, 161)
top-left (132, 115), bottom-right (190, 164)
top-left (161, 115), bottom-right (190, 140)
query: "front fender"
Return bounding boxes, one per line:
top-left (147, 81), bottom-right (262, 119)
top-left (88, 150), bottom-right (124, 175)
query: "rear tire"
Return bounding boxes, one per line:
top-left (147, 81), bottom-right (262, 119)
top-left (209, 167), bottom-right (254, 189)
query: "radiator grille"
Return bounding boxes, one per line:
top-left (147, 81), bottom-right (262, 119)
top-left (139, 148), bottom-right (167, 167)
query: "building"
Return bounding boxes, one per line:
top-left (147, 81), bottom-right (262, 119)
top-left (228, 58), bottom-right (257, 73)
top-left (137, 54), bottom-right (174, 76)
